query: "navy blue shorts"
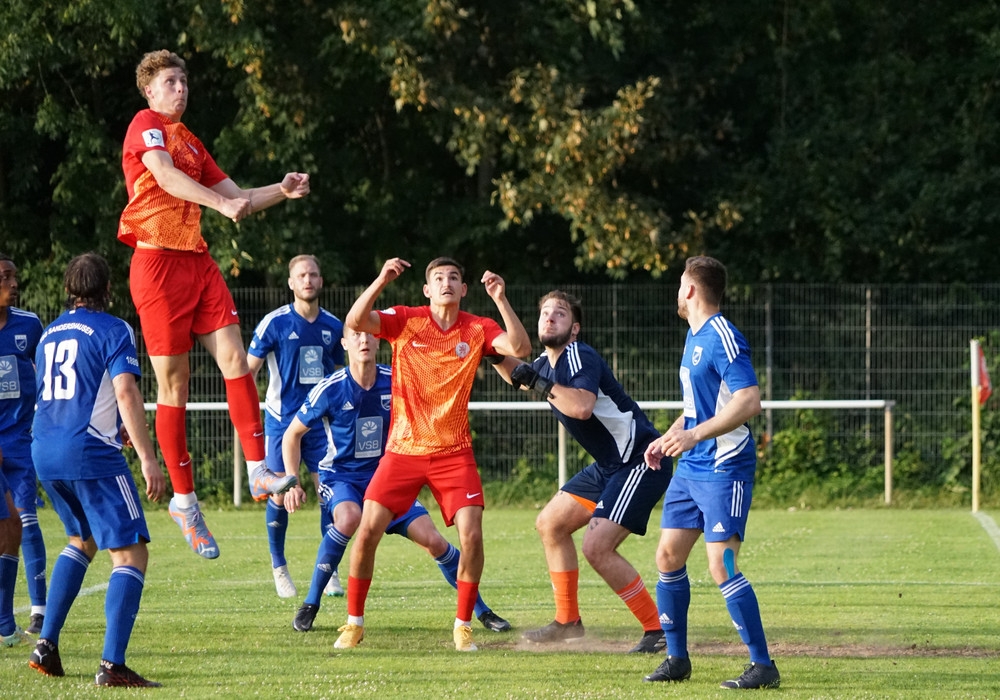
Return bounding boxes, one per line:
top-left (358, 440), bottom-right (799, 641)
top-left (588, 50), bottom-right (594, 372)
top-left (562, 461), bottom-right (671, 536)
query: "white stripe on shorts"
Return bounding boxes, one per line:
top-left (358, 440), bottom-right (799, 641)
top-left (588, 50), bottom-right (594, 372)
top-left (608, 463), bottom-right (646, 523)
top-left (117, 474), bottom-right (141, 521)
top-left (730, 481), bottom-right (745, 518)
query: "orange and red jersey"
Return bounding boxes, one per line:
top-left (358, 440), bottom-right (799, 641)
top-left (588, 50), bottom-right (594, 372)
top-left (118, 109), bottom-right (228, 251)
top-left (377, 305), bottom-right (503, 456)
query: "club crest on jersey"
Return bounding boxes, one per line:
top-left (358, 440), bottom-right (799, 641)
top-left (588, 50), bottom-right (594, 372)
top-left (692, 346), bottom-right (703, 365)
top-left (381, 394), bottom-right (392, 411)
top-left (322, 330), bottom-right (332, 345)
top-left (455, 342), bottom-right (470, 358)
top-left (14, 334), bottom-right (26, 352)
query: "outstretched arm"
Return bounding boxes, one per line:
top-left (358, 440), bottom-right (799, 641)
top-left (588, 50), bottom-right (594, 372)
top-left (141, 150), bottom-right (251, 222)
top-left (212, 172), bottom-right (310, 215)
top-left (481, 270), bottom-right (531, 358)
top-left (346, 257), bottom-right (410, 334)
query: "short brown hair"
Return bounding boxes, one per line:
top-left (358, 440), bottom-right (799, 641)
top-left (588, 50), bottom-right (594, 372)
top-left (684, 256), bottom-right (727, 306)
top-left (425, 257), bottom-right (464, 282)
top-left (538, 290), bottom-right (583, 327)
top-left (136, 50), bottom-right (186, 97)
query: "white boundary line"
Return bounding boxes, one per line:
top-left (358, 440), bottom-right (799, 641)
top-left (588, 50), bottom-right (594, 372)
top-left (973, 511), bottom-right (1000, 551)
top-left (15, 582), bottom-right (108, 615)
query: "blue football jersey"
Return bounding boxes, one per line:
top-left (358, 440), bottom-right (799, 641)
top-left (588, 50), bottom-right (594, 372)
top-left (31, 308), bottom-right (141, 480)
top-left (676, 313), bottom-right (758, 481)
top-left (0, 307), bottom-right (43, 457)
top-left (248, 304), bottom-right (344, 434)
top-left (295, 364), bottom-right (392, 488)
top-left (532, 341), bottom-right (660, 471)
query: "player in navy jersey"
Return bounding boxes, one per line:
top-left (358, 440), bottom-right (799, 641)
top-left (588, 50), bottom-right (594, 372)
top-left (494, 290), bottom-right (671, 653)
top-left (642, 256), bottom-right (779, 690)
top-left (0, 254), bottom-right (47, 636)
top-left (282, 329), bottom-right (510, 636)
top-left (27, 253), bottom-right (166, 687)
top-left (247, 255), bottom-right (345, 598)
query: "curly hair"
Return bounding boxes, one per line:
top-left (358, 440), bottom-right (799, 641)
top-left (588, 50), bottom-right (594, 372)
top-left (135, 49), bottom-right (186, 97)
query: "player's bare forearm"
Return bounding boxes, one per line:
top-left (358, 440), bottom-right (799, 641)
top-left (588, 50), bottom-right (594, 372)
top-left (346, 258), bottom-right (408, 332)
top-left (236, 173), bottom-right (310, 214)
top-left (142, 150), bottom-right (246, 219)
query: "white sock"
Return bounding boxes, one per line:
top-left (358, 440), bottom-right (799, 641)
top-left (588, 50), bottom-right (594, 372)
top-left (173, 492), bottom-right (197, 509)
top-left (348, 615), bottom-right (364, 627)
top-left (246, 459), bottom-right (265, 477)
top-left (454, 619), bottom-right (471, 628)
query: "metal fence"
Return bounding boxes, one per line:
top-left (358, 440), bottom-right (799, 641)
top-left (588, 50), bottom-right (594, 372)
top-left (28, 283), bottom-right (1000, 492)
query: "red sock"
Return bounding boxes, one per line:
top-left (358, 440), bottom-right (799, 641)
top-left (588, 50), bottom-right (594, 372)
top-left (456, 580), bottom-right (479, 622)
top-left (156, 404), bottom-right (194, 494)
top-left (616, 574), bottom-right (661, 632)
top-left (224, 374), bottom-right (265, 462)
top-left (347, 576), bottom-right (372, 618)
top-left (551, 569), bottom-right (580, 624)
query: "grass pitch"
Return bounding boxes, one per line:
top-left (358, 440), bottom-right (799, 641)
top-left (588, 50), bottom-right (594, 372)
top-left (4, 505), bottom-right (1000, 698)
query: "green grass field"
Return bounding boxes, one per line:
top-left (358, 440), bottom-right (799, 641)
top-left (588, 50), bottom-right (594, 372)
top-left (4, 505), bottom-right (1000, 699)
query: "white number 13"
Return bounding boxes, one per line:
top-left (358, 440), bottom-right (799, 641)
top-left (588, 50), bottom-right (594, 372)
top-left (41, 339), bottom-right (78, 400)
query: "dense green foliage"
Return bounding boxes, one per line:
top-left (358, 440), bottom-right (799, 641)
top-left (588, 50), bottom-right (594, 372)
top-left (3, 1), bottom-right (1000, 299)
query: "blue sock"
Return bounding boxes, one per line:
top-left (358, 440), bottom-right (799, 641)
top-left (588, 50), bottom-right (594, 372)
top-left (103, 566), bottom-right (144, 665)
top-left (0, 553), bottom-right (18, 636)
top-left (720, 572), bottom-right (771, 665)
top-left (40, 545), bottom-right (91, 645)
top-left (320, 500), bottom-right (333, 539)
top-left (656, 567), bottom-right (691, 658)
top-left (266, 498), bottom-right (288, 569)
top-left (305, 526), bottom-right (350, 606)
top-left (20, 513), bottom-right (47, 608)
top-left (433, 543), bottom-right (490, 619)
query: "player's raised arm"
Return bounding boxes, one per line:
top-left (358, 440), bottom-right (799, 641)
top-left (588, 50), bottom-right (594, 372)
top-left (481, 270), bottom-right (531, 358)
top-left (346, 257), bottom-right (410, 334)
top-left (213, 172), bottom-right (310, 215)
top-left (140, 150), bottom-right (251, 222)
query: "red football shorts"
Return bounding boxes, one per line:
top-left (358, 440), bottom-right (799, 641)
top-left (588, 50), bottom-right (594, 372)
top-left (364, 448), bottom-right (485, 526)
top-left (130, 248), bottom-right (239, 356)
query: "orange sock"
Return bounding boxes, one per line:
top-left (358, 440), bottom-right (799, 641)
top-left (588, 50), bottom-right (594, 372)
top-left (551, 569), bottom-right (580, 624)
top-left (616, 574), bottom-right (660, 631)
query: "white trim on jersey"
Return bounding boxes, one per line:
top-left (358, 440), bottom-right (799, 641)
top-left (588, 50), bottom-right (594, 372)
top-left (709, 316), bottom-right (740, 363)
top-left (566, 342), bottom-right (583, 376)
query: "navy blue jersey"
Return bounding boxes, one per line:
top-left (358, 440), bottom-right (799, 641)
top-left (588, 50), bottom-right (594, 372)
top-left (31, 308), bottom-right (140, 480)
top-left (676, 313), bottom-right (758, 482)
top-left (295, 364), bottom-right (393, 488)
top-left (532, 341), bottom-right (659, 471)
top-left (248, 304), bottom-right (344, 434)
top-left (0, 307), bottom-right (43, 458)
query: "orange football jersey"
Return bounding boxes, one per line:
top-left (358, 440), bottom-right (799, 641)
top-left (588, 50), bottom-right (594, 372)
top-left (378, 305), bottom-right (503, 455)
